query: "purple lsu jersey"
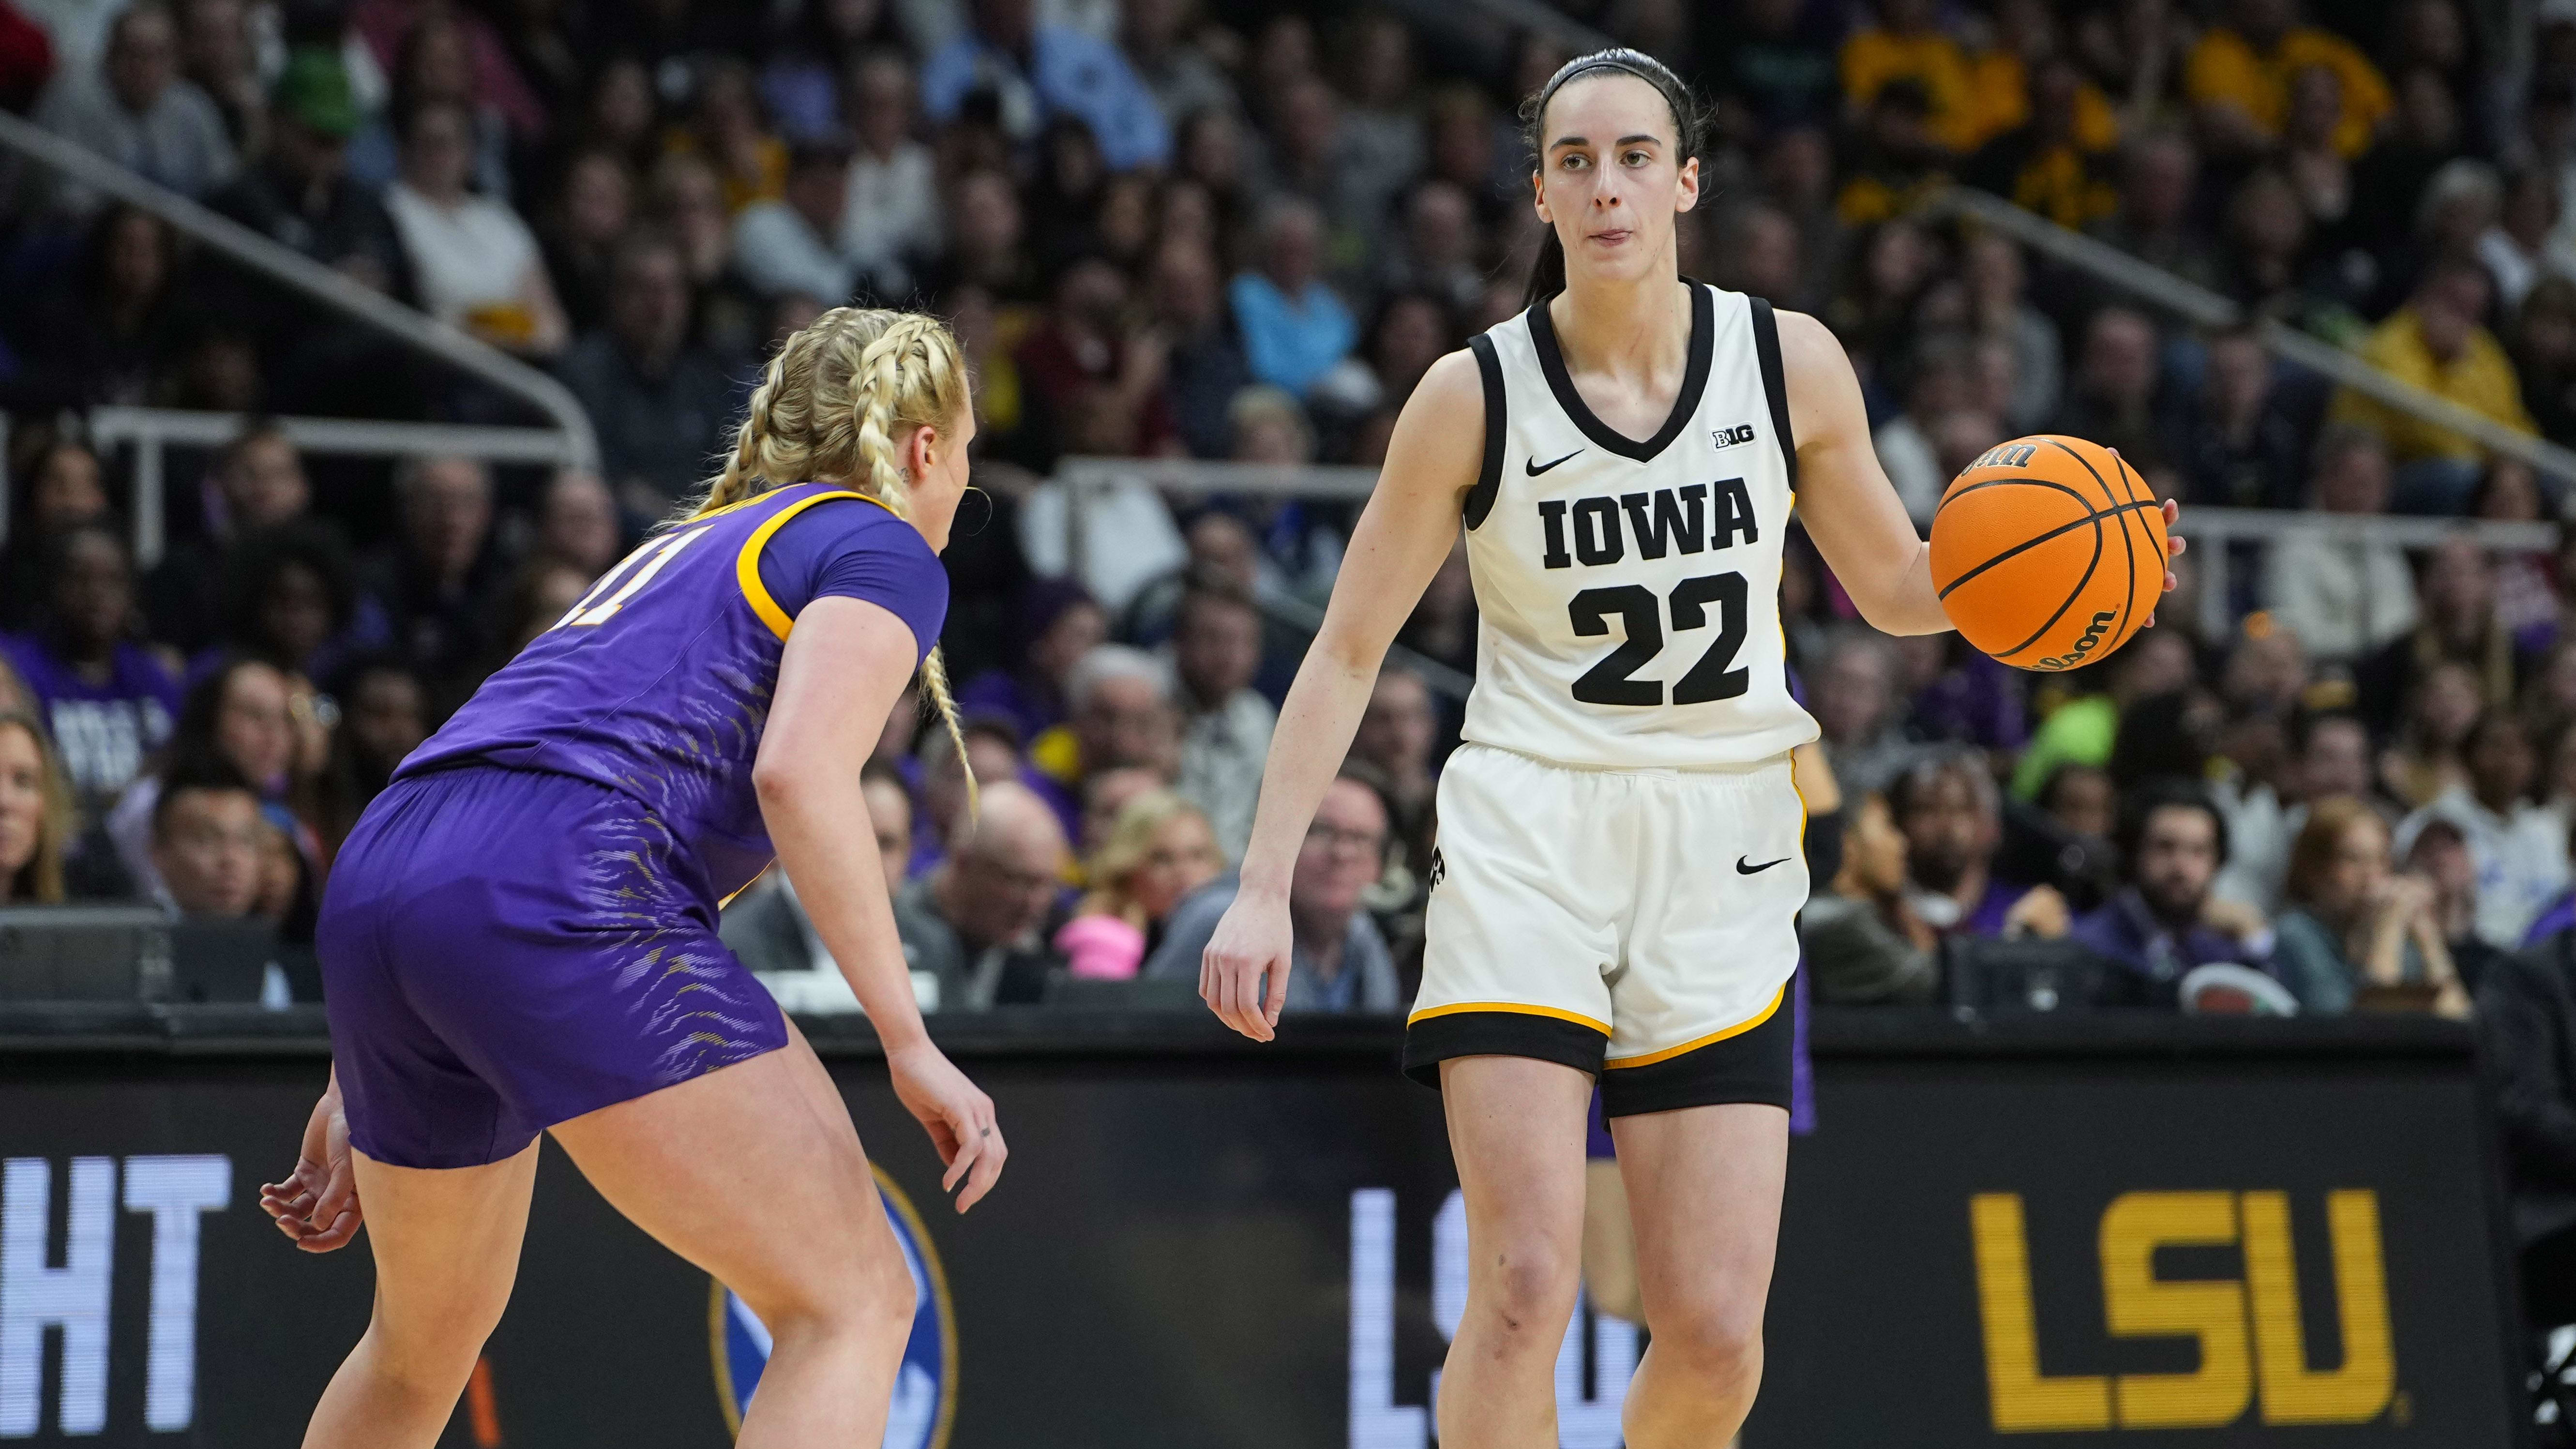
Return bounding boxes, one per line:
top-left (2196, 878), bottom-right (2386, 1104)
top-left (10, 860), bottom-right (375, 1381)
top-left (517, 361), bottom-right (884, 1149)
top-left (396, 483), bottom-right (946, 900)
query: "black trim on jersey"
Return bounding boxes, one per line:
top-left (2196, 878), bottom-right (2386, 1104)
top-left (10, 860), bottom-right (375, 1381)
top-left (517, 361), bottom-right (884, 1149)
top-left (1403, 1010), bottom-right (1607, 1089)
top-left (1598, 982), bottom-right (1796, 1117)
top-left (1464, 332), bottom-right (1506, 530)
top-left (1525, 281), bottom-right (1714, 464)
top-left (1747, 296), bottom-right (1797, 489)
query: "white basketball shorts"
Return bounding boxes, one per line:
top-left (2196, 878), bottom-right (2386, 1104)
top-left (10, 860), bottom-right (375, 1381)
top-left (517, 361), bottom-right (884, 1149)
top-left (1404, 742), bottom-right (1807, 1116)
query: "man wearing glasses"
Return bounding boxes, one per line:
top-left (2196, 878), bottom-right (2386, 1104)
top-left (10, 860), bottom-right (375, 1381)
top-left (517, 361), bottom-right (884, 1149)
top-left (1145, 768), bottom-right (1400, 1012)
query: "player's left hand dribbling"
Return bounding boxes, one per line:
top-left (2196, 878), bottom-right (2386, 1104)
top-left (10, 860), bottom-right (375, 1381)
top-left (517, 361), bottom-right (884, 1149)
top-left (888, 1041), bottom-right (1007, 1213)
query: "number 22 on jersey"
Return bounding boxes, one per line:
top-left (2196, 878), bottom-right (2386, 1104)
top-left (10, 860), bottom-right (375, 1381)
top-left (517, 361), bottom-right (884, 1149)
top-left (553, 526), bottom-right (715, 630)
top-left (1541, 479), bottom-right (1758, 708)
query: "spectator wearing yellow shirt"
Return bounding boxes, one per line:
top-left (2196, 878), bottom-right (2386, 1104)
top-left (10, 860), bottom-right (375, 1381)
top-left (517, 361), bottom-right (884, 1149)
top-left (1837, 78), bottom-right (1954, 226)
top-left (1960, 0), bottom-right (2121, 157)
top-left (1840, 0), bottom-right (1979, 155)
top-left (2186, 0), bottom-right (2391, 159)
top-left (1966, 57), bottom-right (2122, 231)
top-left (662, 59), bottom-right (789, 214)
top-left (2331, 261), bottom-right (2536, 512)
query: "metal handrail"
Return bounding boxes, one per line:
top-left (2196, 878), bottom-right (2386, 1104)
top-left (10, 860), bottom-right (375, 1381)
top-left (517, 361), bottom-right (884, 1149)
top-left (1929, 187), bottom-right (2576, 490)
top-left (86, 408), bottom-right (580, 565)
top-left (1049, 454), bottom-right (1476, 700)
top-left (2171, 506), bottom-right (2556, 551)
top-left (2171, 506), bottom-right (2558, 638)
top-left (1055, 456), bottom-right (1380, 500)
top-left (1049, 455), bottom-right (2568, 664)
top-left (1053, 454), bottom-right (1377, 587)
top-left (0, 108), bottom-right (599, 472)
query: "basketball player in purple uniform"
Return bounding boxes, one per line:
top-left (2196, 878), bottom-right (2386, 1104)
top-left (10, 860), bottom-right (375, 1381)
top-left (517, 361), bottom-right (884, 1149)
top-left (258, 309), bottom-right (1006, 1447)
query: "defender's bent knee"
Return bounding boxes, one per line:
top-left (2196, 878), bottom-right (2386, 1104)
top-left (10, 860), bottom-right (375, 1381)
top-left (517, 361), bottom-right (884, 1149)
top-left (745, 1239), bottom-right (917, 1348)
top-left (355, 1320), bottom-right (489, 1406)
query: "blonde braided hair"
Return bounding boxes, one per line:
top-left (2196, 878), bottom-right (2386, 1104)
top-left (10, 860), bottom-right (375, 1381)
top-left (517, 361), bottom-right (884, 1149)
top-left (683, 306), bottom-right (976, 809)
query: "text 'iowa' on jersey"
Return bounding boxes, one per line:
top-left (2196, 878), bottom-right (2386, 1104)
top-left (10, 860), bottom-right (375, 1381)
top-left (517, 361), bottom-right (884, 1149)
top-left (1535, 480), bottom-right (1761, 571)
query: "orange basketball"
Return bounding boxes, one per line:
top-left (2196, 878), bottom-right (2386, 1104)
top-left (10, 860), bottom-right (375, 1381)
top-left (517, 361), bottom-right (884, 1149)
top-left (1928, 435), bottom-right (2167, 673)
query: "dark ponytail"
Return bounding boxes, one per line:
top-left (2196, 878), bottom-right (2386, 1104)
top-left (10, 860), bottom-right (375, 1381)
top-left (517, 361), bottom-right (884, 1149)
top-left (1525, 225), bottom-right (1569, 311)
top-left (1518, 47), bottom-right (1709, 308)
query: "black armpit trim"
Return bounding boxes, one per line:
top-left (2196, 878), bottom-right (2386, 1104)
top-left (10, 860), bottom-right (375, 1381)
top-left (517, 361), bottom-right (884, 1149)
top-left (1748, 296), bottom-right (1797, 489)
top-left (1464, 333), bottom-right (1506, 529)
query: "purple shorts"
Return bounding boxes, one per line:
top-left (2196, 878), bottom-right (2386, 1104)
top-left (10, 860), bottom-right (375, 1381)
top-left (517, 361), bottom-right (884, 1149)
top-left (319, 766), bottom-right (787, 1169)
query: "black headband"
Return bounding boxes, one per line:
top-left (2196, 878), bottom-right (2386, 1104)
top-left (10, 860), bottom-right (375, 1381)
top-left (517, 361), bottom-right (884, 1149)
top-left (1534, 49), bottom-right (1688, 132)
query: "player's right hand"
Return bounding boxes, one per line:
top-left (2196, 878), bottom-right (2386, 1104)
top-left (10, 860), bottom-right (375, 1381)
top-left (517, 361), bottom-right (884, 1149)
top-left (260, 1083), bottom-right (362, 1253)
top-left (1201, 890), bottom-right (1294, 1041)
top-left (888, 1041), bottom-right (1007, 1213)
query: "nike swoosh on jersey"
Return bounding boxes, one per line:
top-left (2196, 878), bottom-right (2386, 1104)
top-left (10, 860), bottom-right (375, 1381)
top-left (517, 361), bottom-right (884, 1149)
top-left (1736, 856), bottom-right (1791, 874)
top-left (1524, 449), bottom-right (1582, 476)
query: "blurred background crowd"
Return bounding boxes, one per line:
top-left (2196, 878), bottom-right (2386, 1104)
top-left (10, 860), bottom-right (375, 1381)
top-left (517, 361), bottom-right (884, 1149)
top-left (0, 0), bottom-right (2570, 1041)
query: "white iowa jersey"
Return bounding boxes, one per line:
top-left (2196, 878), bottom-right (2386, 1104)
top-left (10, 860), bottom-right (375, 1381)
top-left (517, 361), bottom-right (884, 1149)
top-left (1458, 283), bottom-right (1819, 769)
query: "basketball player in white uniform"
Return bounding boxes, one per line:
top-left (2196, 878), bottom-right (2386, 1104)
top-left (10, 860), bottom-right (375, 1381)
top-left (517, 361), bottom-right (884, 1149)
top-left (1201, 50), bottom-right (2178, 1447)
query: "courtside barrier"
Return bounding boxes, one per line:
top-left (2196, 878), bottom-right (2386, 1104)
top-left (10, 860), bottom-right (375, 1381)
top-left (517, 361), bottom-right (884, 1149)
top-left (0, 1007), bottom-right (2522, 1447)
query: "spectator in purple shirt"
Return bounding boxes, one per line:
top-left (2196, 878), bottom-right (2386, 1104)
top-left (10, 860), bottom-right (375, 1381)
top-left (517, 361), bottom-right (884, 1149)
top-left (2072, 780), bottom-right (2273, 1008)
top-left (0, 524), bottom-right (181, 811)
top-left (2521, 813), bottom-right (2576, 947)
top-left (908, 711), bottom-right (1083, 878)
top-left (1889, 751), bottom-right (2067, 940)
top-left (955, 578), bottom-right (1106, 746)
top-left (1900, 633), bottom-right (2029, 751)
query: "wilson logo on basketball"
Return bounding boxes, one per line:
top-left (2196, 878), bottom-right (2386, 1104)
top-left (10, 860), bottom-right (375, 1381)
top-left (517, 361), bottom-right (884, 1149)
top-left (2033, 611), bottom-right (2118, 672)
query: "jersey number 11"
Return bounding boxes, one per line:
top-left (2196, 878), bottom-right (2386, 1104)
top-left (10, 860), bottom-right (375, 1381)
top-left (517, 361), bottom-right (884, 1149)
top-left (552, 527), bottom-right (715, 631)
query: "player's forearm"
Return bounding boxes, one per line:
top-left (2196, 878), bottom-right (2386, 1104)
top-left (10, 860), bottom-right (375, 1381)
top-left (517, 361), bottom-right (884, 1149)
top-left (760, 774), bottom-right (932, 1050)
top-left (1776, 310), bottom-right (1962, 639)
top-left (1235, 640), bottom-right (1381, 898)
top-left (1842, 537), bottom-right (1951, 636)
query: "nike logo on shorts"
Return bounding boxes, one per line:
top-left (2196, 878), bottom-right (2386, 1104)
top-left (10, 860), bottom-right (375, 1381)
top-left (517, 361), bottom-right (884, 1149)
top-left (1525, 449), bottom-right (1582, 476)
top-left (1737, 856), bottom-right (1790, 874)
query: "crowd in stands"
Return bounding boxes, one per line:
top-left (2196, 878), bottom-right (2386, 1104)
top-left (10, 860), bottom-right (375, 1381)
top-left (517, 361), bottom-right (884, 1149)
top-left (2, 0), bottom-right (2576, 1038)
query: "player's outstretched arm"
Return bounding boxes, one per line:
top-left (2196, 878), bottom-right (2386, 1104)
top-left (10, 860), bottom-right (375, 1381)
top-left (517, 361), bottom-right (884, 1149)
top-left (757, 596), bottom-right (1005, 1211)
top-left (1779, 309), bottom-right (2185, 634)
top-left (1199, 349), bottom-right (1486, 1041)
top-left (1773, 309), bottom-right (1953, 637)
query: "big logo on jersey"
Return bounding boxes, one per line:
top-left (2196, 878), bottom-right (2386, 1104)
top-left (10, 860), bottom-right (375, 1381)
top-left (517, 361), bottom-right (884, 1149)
top-left (710, 1165), bottom-right (956, 1446)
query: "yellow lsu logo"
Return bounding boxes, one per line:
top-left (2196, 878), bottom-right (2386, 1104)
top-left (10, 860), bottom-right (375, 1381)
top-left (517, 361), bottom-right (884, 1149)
top-left (1970, 1191), bottom-right (2395, 1433)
